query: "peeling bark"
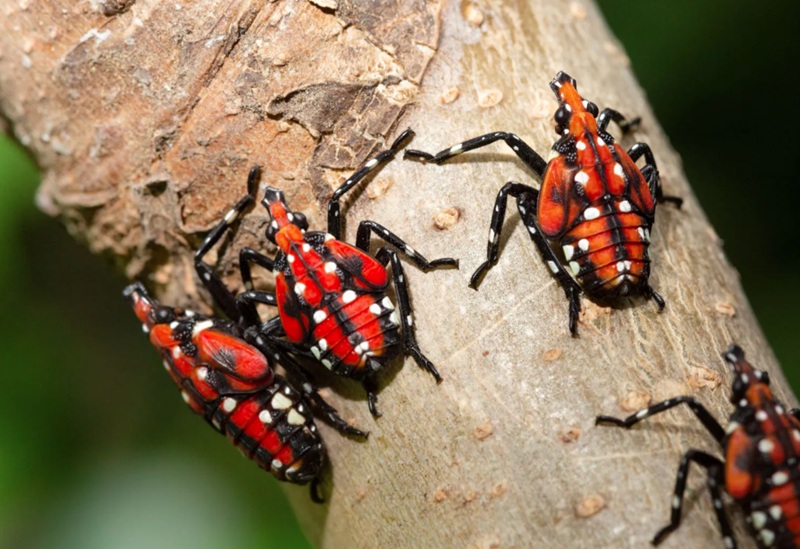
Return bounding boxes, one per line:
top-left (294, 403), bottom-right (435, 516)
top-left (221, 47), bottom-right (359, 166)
top-left (0, 0), bottom-right (785, 547)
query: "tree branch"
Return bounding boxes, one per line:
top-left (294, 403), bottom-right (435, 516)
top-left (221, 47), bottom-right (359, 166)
top-left (0, 0), bottom-right (781, 547)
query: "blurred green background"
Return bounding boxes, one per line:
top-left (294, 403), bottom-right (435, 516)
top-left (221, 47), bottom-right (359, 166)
top-left (0, 3), bottom-right (798, 548)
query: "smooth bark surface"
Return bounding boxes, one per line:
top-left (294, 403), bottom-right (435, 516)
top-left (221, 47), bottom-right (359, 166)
top-left (0, 1), bottom-right (784, 547)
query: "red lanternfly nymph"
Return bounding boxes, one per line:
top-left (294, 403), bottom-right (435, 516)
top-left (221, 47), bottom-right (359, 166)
top-left (406, 72), bottom-right (682, 335)
top-left (199, 129), bottom-right (458, 416)
top-left (124, 173), bottom-right (368, 500)
top-left (597, 345), bottom-right (800, 548)
top-left (124, 282), bottom-right (338, 500)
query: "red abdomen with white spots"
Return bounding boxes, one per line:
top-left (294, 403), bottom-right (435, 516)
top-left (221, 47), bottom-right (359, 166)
top-left (274, 231), bottom-right (401, 379)
top-left (206, 378), bottom-right (323, 484)
top-left (310, 290), bottom-right (401, 378)
top-left (561, 200), bottom-right (652, 297)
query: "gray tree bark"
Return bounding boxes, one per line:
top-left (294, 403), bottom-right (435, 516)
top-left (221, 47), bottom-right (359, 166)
top-left (0, 0), bottom-right (783, 547)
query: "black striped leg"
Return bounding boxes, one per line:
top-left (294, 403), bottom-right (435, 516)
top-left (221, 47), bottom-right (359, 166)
top-left (651, 450), bottom-right (733, 548)
top-left (374, 246), bottom-right (442, 383)
top-left (404, 131), bottom-right (547, 176)
top-left (228, 248), bottom-right (276, 323)
top-left (235, 290), bottom-right (278, 327)
top-left (515, 189), bottom-right (583, 335)
top-left (470, 182), bottom-right (535, 289)
top-left (256, 314), bottom-right (285, 339)
top-left (627, 143), bottom-right (683, 209)
top-left (271, 347), bottom-right (368, 439)
top-left (326, 129), bottom-right (415, 240)
top-left (596, 396), bottom-right (726, 442)
top-left (238, 248), bottom-right (275, 292)
top-left (309, 479), bottom-right (324, 504)
top-left (363, 375), bottom-right (381, 418)
top-left (355, 220), bottom-right (458, 271)
top-left (596, 108), bottom-right (641, 135)
top-left (194, 166), bottom-right (260, 323)
top-left (643, 283), bottom-right (666, 311)
top-left (247, 315), bottom-right (298, 357)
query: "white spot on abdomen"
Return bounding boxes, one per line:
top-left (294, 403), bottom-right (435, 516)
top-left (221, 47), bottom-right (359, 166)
top-left (769, 505), bottom-right (783, 520)
top-left (355, 341), bottom-right (370, 355)
top-left (752, 511), bottom-right (767, 529)
top-left (569, 261), bottom-right (580, 275)
top-left (222, 397), bottom-right (237, 413)
top-left (287, 409), bottom-right (306, 426)
top-left (759, 438), bottom-right (775, 454)
top-left (772, 471), bottom-right (789, 486)
top-left (271, 393), bottom-right (293, 410)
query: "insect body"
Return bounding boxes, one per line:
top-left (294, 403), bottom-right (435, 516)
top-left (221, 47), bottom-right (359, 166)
top-left (209, 130), bottom-right (459, 416)
top-left (406, 72), bottom-right (682, 335)
top-left (597, 345), bottom-right (800, 548)
top-left (125, 282), bottom-right (327, 499)
top-left (125, 164), bottom-right (368, 499)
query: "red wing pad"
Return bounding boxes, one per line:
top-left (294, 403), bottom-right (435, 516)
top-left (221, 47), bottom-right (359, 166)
top-left (194, 328), bottom-right (272, 384)
top-left (276, 273), bottom-right (311, 344)
top-left (617, 149), bottom-right (655, 216)
top-left (725, 427), bottom-right (755, 500)
top-left (324, 239), bottom-right (389, 290)
top-left (538, 159), bottom-right (592, 238)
